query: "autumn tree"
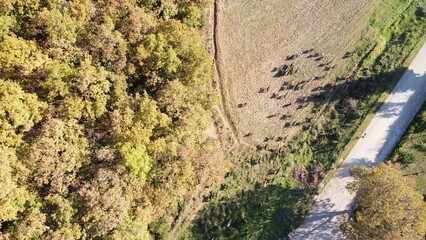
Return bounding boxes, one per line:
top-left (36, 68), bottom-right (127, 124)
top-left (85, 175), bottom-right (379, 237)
top-left (11, 203), bottom-right (47, 239)
top-left (77, 167), bottom-right (150, 238)
top-left (35, 8), bottom-right (79, 59)
top-left (0, 147), bottom-right (30, 225)
top-left (343, 163), bottom-right (426, 239)
top-left (0, 80), bottom-right (47, 146)
top-left (0, 35), bottom-right (46, 78)
top-left (42, 194), bottom-right (82, 239)
top-left (24, 118), bottom-right (89, 195)
top-left (0, 0), bottom-right (220, 238)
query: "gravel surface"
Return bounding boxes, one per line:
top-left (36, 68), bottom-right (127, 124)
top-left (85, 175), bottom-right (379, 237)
top-left (292, 42), bottom-right (426, 240)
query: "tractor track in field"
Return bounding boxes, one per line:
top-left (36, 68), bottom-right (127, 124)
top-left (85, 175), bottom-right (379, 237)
top-left (212, 0), bottom-right (246, 149)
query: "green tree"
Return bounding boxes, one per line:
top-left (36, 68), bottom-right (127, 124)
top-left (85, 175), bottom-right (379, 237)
top-left (43, 194), bottom-right (82, 239)
top-left (0, 80), bottom-right (47, 146)
top-left (0, 147), bottom-right (30, 225)
top-left (344, 163), bottom-right (426, 239)
top-left (0, 35), bottom-right (46, 78)
top-left (118, 142), bottom-right (152, 181)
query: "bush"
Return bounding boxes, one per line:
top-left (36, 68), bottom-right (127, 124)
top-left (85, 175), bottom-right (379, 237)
top-left (397, 148), bottom-right (418, 166)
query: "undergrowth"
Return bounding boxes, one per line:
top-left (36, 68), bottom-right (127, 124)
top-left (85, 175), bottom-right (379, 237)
top-left (390, 102), bottom-right (426, 196)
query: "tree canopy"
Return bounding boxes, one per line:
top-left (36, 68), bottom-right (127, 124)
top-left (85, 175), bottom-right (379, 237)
top-left (0, 0), bottom-right (227, 239)
top-left (343, 163), bottom-right (426, 239)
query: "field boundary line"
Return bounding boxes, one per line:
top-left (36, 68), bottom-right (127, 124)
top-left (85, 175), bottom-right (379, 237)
top-left (213, 0), bottom-right (243, 148)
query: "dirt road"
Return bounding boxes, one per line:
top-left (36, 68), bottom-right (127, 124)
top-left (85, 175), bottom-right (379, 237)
top-left (292, 42), bottom-right (426, 239)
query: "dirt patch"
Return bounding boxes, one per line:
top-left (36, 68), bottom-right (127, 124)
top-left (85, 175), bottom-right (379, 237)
top-left (291, 165), bottom-right (326, 189)
top-left (213, 0), bottom-right (242, 148)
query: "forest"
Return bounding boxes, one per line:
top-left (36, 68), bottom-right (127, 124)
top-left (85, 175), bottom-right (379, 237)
top-left (0, 0), bottom-right (228, 238)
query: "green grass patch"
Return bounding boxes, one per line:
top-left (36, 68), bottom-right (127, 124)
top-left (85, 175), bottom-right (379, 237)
top-left (391, 103), bottom-right (426, 196)
top-left (190, 185), bottom-right (310, 239)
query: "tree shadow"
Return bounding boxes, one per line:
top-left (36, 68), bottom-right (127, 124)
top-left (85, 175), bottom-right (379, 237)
top-left (363, 68), bottom-right (426, 164)
top-left (293, 198), bottom-right (347, 239)
top-left (294, 68), bottom-right (426, 238)
top-left (301, 68), bottom-right (409, 107)
top-left (265, 67), bottom-right (415, 138)
top-left (292, 68), bottom-right (426, 168)
top-left (336, 157), bottom-right (372, 179)
top-left (191, 184), bottom-right (311, 240)
top-left (333, 68), bottom-right (426, 169)
top-left (302, 67), bottom-right (424, 118)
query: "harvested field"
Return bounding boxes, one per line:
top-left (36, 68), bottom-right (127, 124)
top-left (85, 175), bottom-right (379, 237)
top-left (218, 0), bottom-right (374, 148)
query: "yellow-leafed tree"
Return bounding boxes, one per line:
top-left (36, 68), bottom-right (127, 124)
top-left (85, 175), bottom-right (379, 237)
top-left (344, 163), bottom-right (426, 240)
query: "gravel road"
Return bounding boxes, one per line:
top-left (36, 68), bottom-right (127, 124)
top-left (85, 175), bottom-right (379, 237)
top-left (292, 42), bottom-right (426, 240)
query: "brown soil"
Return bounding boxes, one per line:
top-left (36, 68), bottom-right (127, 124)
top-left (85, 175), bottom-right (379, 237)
top-left (291, 164), bottom-right (326, 189)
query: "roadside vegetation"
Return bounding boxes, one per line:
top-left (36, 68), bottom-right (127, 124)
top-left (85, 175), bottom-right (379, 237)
top-left (391, 103), bottom-right (426, 196)
top-left (187, 0), bottom-right (426, 239)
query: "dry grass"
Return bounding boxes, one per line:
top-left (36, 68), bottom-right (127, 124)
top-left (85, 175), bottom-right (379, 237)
top-left (218, 0), bottom-right (376, 149)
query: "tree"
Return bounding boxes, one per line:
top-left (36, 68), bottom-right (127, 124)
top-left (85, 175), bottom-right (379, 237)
top-left (0, 0), bottom-right (218, 238)
top-left (43, 194), bottom-right (82, 239)
top-left (84, 16), bottom-right (128, 72)
top-left (66, 58), bottom-right (110, 121)
top-left (35, 8), bottom-right (78, 49)
top-left (78, 167), bottom-right (133, 237)
top-left (176, 0), bottom-right (212, 28)
top-left (136, 31), bottom-right (181, 86)
top-left (0, 147), bottom-right (30, 225)
top-left (13, 204), bottom-right (47, 239)
top-left (118, 142), bottom-right (152, 181)
top-left (0, 80), bottom-right (47, 146)
top-left (343, 163), bottom-right (426, 239)
top-left (0, 35), bottom-right (46, 78)
top-left (0, 15), bottom-right (17, 40)
top-left (110, 96), bottom-right (171, 179)
top-left (39, 61), bottom-right (73, 100)
top-left (110, 95), bottom-right (170, 146)
top-left (25, 118), bottom-right (89, 195)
